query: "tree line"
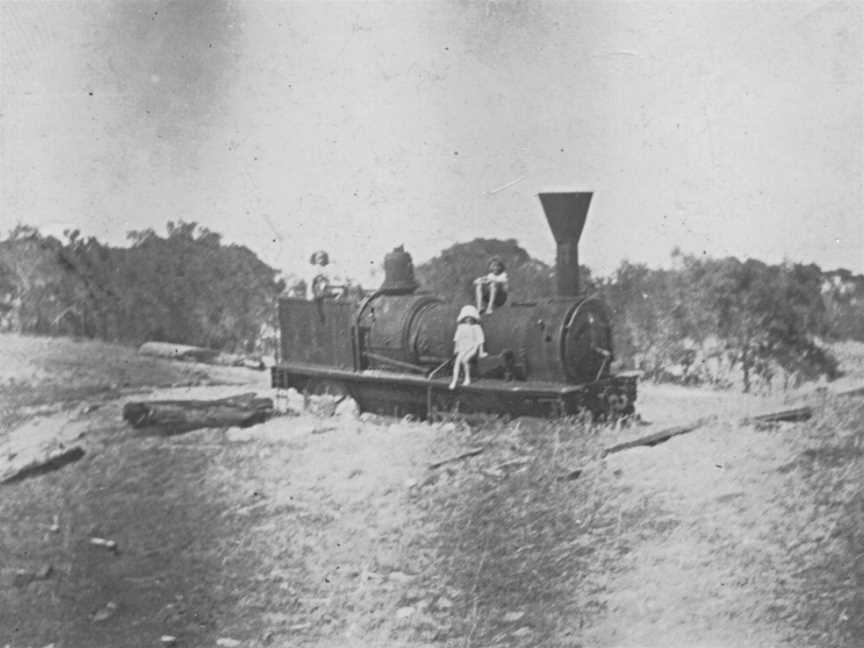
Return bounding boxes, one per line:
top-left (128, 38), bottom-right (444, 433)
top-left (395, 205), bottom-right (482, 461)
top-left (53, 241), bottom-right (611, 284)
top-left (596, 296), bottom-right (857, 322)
top-left (417, 241), bottom-right (861, 392)
top-left (0, 223), bottom-right (284, 353)
top-left (1, 226), bottom-right (862, 391)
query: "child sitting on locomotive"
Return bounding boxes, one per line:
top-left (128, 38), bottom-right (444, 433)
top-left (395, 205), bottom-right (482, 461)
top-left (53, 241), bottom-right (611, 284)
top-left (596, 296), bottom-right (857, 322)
top-left (449, 305), bottom-right (488, 389)
top-left (474, 257), bottom-right (509, 314)
top-left (305, 250), bottom-right (350, 300)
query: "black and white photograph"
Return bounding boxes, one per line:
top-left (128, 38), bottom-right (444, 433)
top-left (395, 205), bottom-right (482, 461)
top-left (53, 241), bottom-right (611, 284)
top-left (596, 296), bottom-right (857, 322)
top-left (1, 1), bottom-right (862, 646)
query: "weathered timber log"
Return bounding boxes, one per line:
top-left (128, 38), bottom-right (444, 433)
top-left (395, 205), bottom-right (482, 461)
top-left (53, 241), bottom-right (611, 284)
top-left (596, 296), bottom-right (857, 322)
top-left (838, 384), bottom-right (864, 399)
top-left (603, 404), bottom-right (815, 456)
top-left (123, 393), bottom-right (274, 433)
top-left (742, 406), bottom-right (812, 425)
top-left (429, 447), bottom-right (485, 469)
top-left (603, 417), bottom-right (714, 456)
top-left (2, 446), bottom-right (85, 484)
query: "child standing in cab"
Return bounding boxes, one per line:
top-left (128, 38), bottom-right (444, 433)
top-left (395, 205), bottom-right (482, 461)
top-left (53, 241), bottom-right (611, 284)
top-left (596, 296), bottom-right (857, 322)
top-left (450, 305), bottom-right (487, 389)
top-left (474, 257), bottom-right (509, 315)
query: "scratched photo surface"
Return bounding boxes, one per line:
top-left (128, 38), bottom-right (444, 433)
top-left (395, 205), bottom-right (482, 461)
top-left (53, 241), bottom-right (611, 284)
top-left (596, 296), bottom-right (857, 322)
top-left (1, 2), bottom-right (862, 647)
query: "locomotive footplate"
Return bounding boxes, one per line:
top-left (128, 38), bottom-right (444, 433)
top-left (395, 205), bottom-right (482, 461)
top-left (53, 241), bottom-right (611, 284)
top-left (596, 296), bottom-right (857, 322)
top-left (272, 362), bottom-right (638, 420)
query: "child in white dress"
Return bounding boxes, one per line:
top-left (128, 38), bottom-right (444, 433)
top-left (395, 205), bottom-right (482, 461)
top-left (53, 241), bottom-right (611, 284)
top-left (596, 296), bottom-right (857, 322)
top-left (450, 305), bottom-right (487, 389)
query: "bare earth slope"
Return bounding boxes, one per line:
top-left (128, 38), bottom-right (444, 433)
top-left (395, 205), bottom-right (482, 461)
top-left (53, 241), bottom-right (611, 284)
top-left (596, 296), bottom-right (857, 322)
top-left (0, 333), bottom-right (861, 648)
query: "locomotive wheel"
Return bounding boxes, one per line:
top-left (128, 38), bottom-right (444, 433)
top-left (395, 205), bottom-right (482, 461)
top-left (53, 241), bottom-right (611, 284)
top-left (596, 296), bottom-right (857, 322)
top-left (303, 379), bottom-right (350, 398)
top-left (604, 392), bottom-right (635, 421)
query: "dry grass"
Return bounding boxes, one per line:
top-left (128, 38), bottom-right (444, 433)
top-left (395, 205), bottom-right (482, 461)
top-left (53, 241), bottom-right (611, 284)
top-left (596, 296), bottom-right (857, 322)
top-left (1, 333), bottom-right (863, 647)
top-left (0, 333), bottom-right (262, 430)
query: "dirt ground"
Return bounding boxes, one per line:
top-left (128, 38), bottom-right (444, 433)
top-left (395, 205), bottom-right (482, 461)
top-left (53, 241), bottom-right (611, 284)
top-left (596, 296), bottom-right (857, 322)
top-left (0, 333), bottom-right (862, 648)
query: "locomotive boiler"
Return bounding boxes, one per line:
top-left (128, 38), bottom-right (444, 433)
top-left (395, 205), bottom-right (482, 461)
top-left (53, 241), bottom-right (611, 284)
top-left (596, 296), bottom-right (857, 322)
top-left (271, 192), bottom-right (638, 419)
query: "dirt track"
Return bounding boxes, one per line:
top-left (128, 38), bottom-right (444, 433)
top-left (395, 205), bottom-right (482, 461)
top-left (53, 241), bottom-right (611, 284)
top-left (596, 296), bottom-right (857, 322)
top-left (1, 333), bottom-right (862, 647)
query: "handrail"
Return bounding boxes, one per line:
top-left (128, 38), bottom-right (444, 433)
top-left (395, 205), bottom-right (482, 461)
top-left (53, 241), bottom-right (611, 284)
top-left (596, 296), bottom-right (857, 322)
top-left (363, 351), bottom-right (428, 374)
top-left (426, 357), bottom-right (454, 420)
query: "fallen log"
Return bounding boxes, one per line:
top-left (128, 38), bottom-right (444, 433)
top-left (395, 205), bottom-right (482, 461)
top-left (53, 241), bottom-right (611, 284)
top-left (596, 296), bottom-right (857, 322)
top-left (742, 406), bottom-right (812, 425)
top-left (603, 417), bottom-right (714, 456)
top-left (123, 393), bottom-right (274, 434)
top-left (429, 447), bottom-right (485, 469)
top-left (602, 404), bottom-right (815, 457)
top-left (2, 446), bottom-right (85, 484)
top-left (838, 384), bottom-right (864, 399)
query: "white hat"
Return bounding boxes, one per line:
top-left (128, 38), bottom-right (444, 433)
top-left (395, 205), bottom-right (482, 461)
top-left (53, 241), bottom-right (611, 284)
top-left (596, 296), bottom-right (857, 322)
top-left (457, 305), bottom-right (480, 322)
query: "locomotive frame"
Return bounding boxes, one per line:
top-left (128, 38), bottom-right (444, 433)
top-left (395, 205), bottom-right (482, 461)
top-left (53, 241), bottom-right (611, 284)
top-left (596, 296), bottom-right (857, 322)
top-left (271, 192), bottom-right (638, 420)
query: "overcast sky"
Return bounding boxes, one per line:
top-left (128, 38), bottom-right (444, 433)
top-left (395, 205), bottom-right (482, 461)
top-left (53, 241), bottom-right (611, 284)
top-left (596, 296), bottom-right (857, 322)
top-left (1, 0), bottom-right (862, 283)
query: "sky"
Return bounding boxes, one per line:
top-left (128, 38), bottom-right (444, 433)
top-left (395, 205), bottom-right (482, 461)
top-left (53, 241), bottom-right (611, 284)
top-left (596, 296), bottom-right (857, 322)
top-left (1, 0), bottom-right (862, 285)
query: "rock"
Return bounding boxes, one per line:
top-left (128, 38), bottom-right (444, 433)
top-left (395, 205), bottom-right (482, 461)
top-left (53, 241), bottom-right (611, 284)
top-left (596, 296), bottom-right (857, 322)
top-left (388, 571), bottom-right (415, 584)
top-left (92, 601), bottom-right (118, 623)
top-left (502, 611), bottom-right (525, 623)
top-left (12, 564), bottom-right (53, 587)
top-left (160, 636), bottom-right (177, 645)
top-left (216, 639), bottom-right (241, 648)
top-left (89, 537), bottom-right (118, 552)
top-left (444, 586), bottom-right (462, 599)
top-left (434, 596), bottom-right (454, 610)
top-left (395, 606), bottom-right (415, 619)
top-left (335, 398), bottom-right (359, 418)
top-left (403, 587), bottom-right (426, 603)
top-left (513, 626), bottom-right (533, 638)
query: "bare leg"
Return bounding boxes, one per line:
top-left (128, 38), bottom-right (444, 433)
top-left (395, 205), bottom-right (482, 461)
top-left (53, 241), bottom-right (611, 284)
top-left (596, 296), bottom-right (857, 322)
top-left (463, 353), bottom-right (472, 386)
top-left (486, 283), bottom-right (496, 314)
top-left (475, 282), bottom-right (483, 312)
top-left (449, 356), bottom-right (460, 390)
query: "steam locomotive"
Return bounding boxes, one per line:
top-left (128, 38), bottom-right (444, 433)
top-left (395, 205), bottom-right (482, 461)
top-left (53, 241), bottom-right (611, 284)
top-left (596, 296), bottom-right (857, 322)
top-left (271, 192), bottom-right (638, 419)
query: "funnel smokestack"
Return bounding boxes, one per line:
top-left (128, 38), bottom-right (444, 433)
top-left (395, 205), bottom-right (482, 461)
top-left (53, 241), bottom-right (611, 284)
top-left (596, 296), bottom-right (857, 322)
top-left (538, 192), bottom-right (592, 297)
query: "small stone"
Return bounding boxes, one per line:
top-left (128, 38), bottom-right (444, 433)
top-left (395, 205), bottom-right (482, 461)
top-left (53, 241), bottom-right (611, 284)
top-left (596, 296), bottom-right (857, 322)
top-left (160, 636), bottom-right (177, 645)
top-left (12, 565), bottom-right (53, 587)
top-left (335, 398), bottom-right (359, 418)
top-left (513, 626), bottom-right (533, 637)
top-left (503, 611), bottom-right (525, 622)
top-left (216, 639), bottom-right (241, 648)
top-left (388, 571), bottom-right (415, 584)
top-left (89, 537), bottom-right (118, 552)
top-left (435, 596), bottom-right (454, 610)
top-left (92, 601), bottom-right (118, 622)
top-left (395, 606), bottom-right (415, 619)
top-left (404, 478), bottom-right (418, 489)
top-left (403, 587), bottom-right (426, 602)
